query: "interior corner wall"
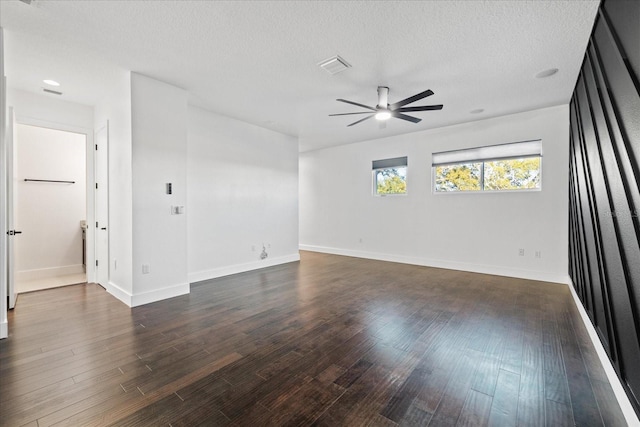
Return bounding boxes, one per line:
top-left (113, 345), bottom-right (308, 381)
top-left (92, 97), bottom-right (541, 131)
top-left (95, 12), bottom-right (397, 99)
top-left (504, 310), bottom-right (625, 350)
top-left (187, 105), bottom-right (299, 283)
top-left (94, 69), bottom-right (133, 299)
top-left (130, 73), bottom-right (188, 305)
top-left (300, 105), bottom-right (569, 283)
top-left (568, 0), bottom-right (640, 417)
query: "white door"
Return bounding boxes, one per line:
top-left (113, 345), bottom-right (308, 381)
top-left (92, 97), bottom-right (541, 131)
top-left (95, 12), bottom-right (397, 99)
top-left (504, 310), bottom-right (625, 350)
top-left (95, 123), bottom-right (109, 287)
top-left (6, 107), bottom-right (17, 308)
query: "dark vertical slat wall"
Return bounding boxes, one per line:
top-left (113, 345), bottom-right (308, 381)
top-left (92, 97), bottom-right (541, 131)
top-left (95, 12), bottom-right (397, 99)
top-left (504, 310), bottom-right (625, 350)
top-left (568, 0), bottom-right (640, 416)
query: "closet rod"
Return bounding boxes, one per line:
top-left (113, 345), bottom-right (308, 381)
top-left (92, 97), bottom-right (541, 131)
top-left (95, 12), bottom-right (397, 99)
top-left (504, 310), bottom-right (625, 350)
top-left (24, 179), bottom-right (75, 184)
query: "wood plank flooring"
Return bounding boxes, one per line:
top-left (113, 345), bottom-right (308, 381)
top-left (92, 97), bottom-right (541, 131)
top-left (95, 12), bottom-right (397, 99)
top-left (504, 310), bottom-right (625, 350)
top-left (0, 251), bottom-right (627, 426)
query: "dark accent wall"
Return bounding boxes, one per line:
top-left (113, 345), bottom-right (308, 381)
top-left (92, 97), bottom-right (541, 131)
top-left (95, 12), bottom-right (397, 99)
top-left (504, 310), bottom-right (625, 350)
top-left (568, 0), bottom-right (640, 416)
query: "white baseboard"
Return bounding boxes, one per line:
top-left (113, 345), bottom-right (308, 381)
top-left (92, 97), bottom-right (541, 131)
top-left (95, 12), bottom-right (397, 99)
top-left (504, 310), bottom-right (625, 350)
top-left (188, 253), bottom-right (301, 284)
top-left (17, 264), bottom-right (84, 282)
top-left (567, 280), bottom-right (639, 426)
top-left (299, 245), bottom-right (569, 284)
top-left (105, 281), bottom-right (133, 306)
top-left (130, 283), bottom-right (190, 307)
top-left (105, 280), bottom-right (190, 308)
top-left (0, 320), bottom-right (7, 339)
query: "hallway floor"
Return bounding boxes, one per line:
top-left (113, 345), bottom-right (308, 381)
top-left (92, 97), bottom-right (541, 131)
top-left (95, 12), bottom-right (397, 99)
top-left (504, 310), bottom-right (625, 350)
top-left (16, 272), bottom-right (87, 294)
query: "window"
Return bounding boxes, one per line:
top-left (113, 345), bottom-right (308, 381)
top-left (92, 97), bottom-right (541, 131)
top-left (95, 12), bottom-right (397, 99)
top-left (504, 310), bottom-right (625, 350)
top-left (433, 140), bottom-right (542, 192)
top-left (373, 156), bottom-right (407, 195)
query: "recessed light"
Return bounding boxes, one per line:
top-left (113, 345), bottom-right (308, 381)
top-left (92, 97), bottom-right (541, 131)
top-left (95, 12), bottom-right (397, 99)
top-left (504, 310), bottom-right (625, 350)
top-left (43, 79), bottom-right (60, 87)
top-left (470, 108), bottom-right (484, 114)
top-left (535, 68), bottom-right (558, 79)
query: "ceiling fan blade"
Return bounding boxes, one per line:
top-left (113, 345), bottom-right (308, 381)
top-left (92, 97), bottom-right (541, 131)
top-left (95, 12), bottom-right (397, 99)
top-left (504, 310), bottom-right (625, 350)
top-left (389, 89), bottom-right (434, 110)
top-left (336, 99), bottom-right (377, 111)
top-left (348, 114), bottom-right (375, 127)
top-left (392, 112), bottom-right (422, 123)
top-left (329, 112), bottom-right (377, 116)
top-left (396, 105), bottom-right (443, 112)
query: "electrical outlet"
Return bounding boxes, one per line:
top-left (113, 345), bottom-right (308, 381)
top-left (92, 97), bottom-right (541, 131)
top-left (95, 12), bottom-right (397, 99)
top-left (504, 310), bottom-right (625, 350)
top-left (142, 264), bottom-right (150, 274)
top-left (251, 245), bottom-right (256, 252)
top-left (359, 237), bottom-right (363, 243)
top-left (518, 248), bottom-right (525, 256)
top-left (535, 250), bottom-right (541, 258)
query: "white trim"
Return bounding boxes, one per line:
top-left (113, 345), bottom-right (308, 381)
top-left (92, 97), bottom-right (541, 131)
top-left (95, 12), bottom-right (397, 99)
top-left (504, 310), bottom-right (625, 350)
top-left (299, 245), bottom-right (569, 284)
top-left (567, 279), bottom-right (640, 426)
top-left (13, 115), bottom-right (92, 136)
top-left (105, 280), bottom-right (190, 308)
top-left (105, 281), bottom-right (133, 306)
top-left (16, 264), bottom-right (84, 281)
top-left (0, 320), bottom-right (7, 340)
top-left (130, 283), bottom-right (189, 307)
top-left (189, 253), bottom-right (301, 284)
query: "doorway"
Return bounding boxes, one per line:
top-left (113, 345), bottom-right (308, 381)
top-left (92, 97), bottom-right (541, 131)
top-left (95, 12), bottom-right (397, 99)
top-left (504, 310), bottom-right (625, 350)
top-left (14, 124), bottom-right (87, 294)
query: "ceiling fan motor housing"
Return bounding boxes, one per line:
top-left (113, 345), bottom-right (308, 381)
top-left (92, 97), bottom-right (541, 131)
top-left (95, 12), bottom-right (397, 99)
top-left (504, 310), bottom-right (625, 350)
top-left (377, 86), bottom-right (389, 109)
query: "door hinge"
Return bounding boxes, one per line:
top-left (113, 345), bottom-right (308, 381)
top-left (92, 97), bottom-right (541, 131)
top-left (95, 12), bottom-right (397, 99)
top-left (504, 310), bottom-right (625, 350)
top-left (96, 260), bottom-right (99, 267)
top-left (95, 144), bottom-right (98, 150)
top-left (96, 221), bottom-right (99, 228)
top-left (96, 183), bottom-right (98, 189)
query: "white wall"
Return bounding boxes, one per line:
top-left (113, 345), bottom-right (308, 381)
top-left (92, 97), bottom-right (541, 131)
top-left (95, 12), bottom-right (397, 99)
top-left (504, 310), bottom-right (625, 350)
top-left (187, 105), bottom-right (299, 282)
top-left (15, 124), bottom-right (86, 280)
top-left (94, 69), bottom-right (133, 298)
top-left (130, 73), bottom-right (188, 305)
top-left (300, 105), bottom-right (570, 283)
top-left (7, 89), bottom-right (93, 130)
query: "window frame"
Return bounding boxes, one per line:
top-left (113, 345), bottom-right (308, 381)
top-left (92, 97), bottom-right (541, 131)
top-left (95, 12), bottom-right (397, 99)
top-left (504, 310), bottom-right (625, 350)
top-left (372, 156), bottom-right (408, 196)
top-left (432, 141), bottom-right (542, 194)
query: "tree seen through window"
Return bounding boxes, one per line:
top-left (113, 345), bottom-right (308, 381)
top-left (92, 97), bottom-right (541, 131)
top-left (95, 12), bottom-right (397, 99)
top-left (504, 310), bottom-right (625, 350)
top-left (375, 167), bottom-right (407, 195)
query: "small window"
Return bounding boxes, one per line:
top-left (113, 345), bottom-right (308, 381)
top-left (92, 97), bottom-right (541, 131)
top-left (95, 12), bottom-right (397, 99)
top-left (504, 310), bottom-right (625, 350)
top-left (433, 140), bottom-right (542, 193)
top-left (373, 156), bottom-right (407, 195)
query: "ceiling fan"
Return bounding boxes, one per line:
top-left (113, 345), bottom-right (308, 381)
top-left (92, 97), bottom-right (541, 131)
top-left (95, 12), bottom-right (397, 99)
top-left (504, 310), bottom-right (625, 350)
top-left (330, 86), bottom-right (443, 127)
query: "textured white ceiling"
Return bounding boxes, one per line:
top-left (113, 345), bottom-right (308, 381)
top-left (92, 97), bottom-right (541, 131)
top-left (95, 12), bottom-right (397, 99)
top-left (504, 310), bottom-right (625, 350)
top-left (1, 0), bottom-right (599, 152)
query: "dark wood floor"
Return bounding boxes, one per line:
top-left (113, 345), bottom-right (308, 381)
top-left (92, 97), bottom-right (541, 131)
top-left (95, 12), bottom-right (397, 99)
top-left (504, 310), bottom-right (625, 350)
top-left (0, 251), bottom-right (627, 426)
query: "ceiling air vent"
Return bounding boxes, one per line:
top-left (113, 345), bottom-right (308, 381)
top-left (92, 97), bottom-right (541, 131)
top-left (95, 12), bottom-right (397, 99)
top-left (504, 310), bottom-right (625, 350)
top-left (318, 55), bottom-right (351, 75)
top-left (43, 88), bottom-right (63, 96)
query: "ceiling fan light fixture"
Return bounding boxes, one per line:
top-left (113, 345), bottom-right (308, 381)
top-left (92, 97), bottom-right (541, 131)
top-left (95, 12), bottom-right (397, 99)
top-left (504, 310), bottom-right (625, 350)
top-left (375, 110), bottom-right (391, 121)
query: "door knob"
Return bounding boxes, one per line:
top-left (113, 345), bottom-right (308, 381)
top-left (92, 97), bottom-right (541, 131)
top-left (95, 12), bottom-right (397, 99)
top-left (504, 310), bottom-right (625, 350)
top-left (101, 227), bottom-right (107, 230)
top-left (6, 230), bottom-right (22, 235)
